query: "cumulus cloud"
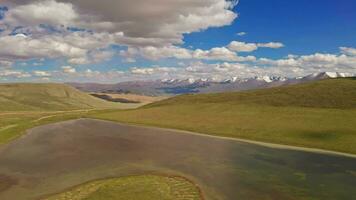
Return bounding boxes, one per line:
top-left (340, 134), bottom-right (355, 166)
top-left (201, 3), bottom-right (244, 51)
top-left (121, 45), bottom-right (256, 62)
top-left (228, 41), bottom-right (258, 52)
top-left (0, 0), bottom-right (243, 67)
top-left (228, 41), bottom-right (284, 52)
top-left (257, 42), bottom-right (284, 49)
top-left (0, 70), bottom-right (31, 78)
top-left (61, 66), bottom-right (76, 74)
top-left (3, 0), bottom-right (77, 26)
top-left (130, 66), bottom-right (176, 75)
top-left (258, 51), bottom-right (356, 76)
top-left (0, 60), bottom-right (13, 68)
top-left (123, 48), bottom-right (356, 81)
top-left (3, 0), bottom-right (238, 46)
top-left (23, 46), bottom-right (355, 83)
top-left (236, 32), bottom-right (246, 36)
top-left (340, 47), bottom-right (356, 56)
top-left (193, 47), bottom-right (256, 62)
top-left (0, 32), bottom-right (114, 65)
top-left (33, 70), bottom-right (51, 77)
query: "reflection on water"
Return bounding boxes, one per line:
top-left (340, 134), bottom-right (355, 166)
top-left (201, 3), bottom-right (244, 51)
top-left (0, 119), bottom-right (355, 200)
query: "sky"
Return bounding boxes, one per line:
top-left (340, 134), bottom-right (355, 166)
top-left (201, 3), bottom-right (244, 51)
top-left (0, 0), bottom-right (355, 83)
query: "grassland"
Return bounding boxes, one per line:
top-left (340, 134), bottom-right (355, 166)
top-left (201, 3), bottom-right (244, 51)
top-left (0, 110), bottom-right (92, 145)
top-left (44, 175), bottom-right (202, 200)
top-left (0, 83), bottom-right (139, 145)
top-left (0, 83), bottom-right (131, 111)
top-left (91, 78), bottom-right (356, 154)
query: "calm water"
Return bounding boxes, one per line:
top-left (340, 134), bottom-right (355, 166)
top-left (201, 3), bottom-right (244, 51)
top-left (0, 119), bottom-right (355, 200)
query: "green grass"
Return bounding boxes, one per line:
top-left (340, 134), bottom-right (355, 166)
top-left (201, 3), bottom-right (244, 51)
top-left (147, 78), bottom-right (356, 109)
top-left (0, 111), bottom-right (93, 145)
top-left (90, 78), bottom-right (356, 154)
top-left (0, 83), bottom-right (129, 111)
top-left (0, 83), bottom-right (137, 145)
top-left (43, 175), bottom-right (202, 200)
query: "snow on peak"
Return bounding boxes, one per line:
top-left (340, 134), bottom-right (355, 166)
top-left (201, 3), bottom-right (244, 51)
top-left (318, 72), bottom-right (354, 78)
top-left (231, 77), bottom-right (239, 82)
top-left (325, 72), bottom-right (338, 78)
top-left (256, 76), bottom-right (273, 83)
top-left (161, 78), bottom-right (177, 83)
top-left (199, 78), bottom-right (208, 82)
top-left (14, 33), bottom-right (28, 38)
top-left (187, 78), bottom-right (196, 84)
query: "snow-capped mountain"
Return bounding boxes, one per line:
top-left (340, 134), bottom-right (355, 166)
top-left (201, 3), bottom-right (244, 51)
top-left (302, 72), bottom-right (354, 80)
top-left (69, 72), bottom-right (355, 96)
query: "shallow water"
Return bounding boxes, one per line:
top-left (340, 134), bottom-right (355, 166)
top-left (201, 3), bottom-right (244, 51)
top-left (0, 119), bottom-right (355, 200)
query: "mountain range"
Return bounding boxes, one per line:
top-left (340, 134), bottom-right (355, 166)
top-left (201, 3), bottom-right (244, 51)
top-left (68, 72), bottom-right (355, 96)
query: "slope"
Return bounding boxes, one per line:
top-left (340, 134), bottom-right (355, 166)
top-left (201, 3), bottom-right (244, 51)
top-left (147, 78), bottom-right (356, 109)
top-left (0, 83), bottom-right (124, 111)
top-left (91, 78), bottom-right (356, 154)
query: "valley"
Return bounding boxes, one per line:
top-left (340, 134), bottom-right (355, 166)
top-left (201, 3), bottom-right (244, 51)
top-left (1, 1), bottom-right (355, 199)
top-left (0, 78), bottom-right (355, 200)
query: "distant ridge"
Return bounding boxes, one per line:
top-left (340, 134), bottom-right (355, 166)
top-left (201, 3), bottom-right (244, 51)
top-left (68, 72), bottom-right (355, 96)
top-left (0, 83), bottom-right (121, 111)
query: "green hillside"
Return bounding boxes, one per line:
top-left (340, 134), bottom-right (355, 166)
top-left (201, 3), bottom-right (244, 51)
top-left (147, 78), bottom-right (356, 109)
top-left (0, 83), bottom-right (123, 111)
top-left (92, 78), bottom-right (356, 154)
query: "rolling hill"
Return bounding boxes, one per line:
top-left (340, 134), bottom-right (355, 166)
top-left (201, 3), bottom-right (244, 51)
top-left (0, 83), bottom-right (124, 111)
top-left (147, 78), bottom-right (356, 109)
top-left (91, 78), bottom-right (356, 154)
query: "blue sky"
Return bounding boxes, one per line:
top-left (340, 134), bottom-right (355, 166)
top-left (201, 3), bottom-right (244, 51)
top-left (184, 0), bottom-right (356, 56)
top-left (0, 0), bottom-right (355, 83)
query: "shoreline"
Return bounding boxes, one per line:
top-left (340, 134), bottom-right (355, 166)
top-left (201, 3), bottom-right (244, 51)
top-left (84, 118), bottom-right (356, 159)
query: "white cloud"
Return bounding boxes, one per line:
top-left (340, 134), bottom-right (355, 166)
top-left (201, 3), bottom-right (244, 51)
top-left (0, 32), bottom-right (114, 65)
top-left (228, 41), bottom-right (284, 52)
top-left (228, 41), bottom-right (257, 52)
top-left (121, 45), bottom-right (256, 62)
top-left (257, 51), bottom-right (356, 76)
top-left (33, 70), bottom-right (51, 77)
top-left (257, 42), bottom-right (284, 49)
top-left (61, 66), bottom-right (76, 74)
top-left (130, 67), bottom-right (176, 75)
top-left (91, 51), bottom-right (114, 62)
top-left (0, 70), bottom-right (31, 78)
top-left (340, 47), bottom-right (356, 56)
top-left (3, 0), bottom-right (77, 27)
top-left (3, 0), bottom-right (238, 47)
top-left (0, 0), bottom-right (242, 66)
top-left (0, 60), bottom-right (13, 68)
top-left (0, 34), bottom-right (85, 61)
top-left (193, 47), bottom-right (256, 62)
top-left (137, 46), bottom-right (192, 60)
top-left (19, 46), bottom-right (355, 83)
top-left (237, 32), bottom-right (246, 36)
